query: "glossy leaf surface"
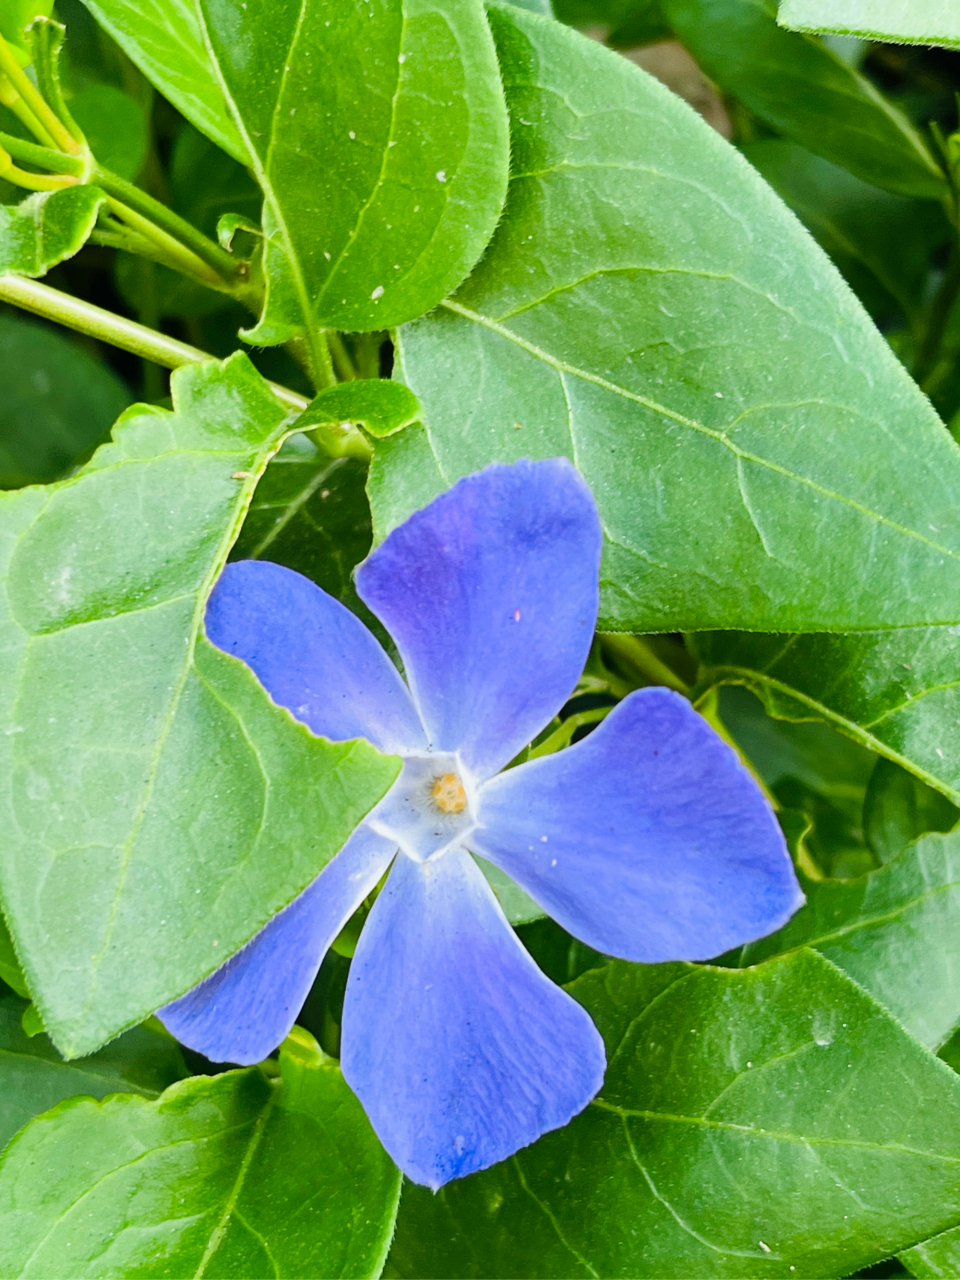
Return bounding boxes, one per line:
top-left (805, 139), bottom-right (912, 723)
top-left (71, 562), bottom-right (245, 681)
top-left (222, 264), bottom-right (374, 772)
top-left (661, 0), bottom-right (945, 198)
top-left (196, 0), bottom-right (510, 339)
top-left (78, 0), bottom-right (246, 161)
top-left (388, 951), bottom-right (960, 1278)
top-left (0, 1029), bottom-right (401, 1278)
top-left (385, 4), bottom-right (960, 633)
top-left (778, 0), bottom-right (960, 49)
top-left (0, 994), bottom-right (187, 1152)
top-left (0, 187), bottom-right (104, 277)
top-left (693, 629), bottom-right (960, 802)
top-left (0, 312), bottom-right (131, 488)
top-left (741, 832), bottom-right (960, 1049)
top-left (0, 355), bottom-right (399, 1057)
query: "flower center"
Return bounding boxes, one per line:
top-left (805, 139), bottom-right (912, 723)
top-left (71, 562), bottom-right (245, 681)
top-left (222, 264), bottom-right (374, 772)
top-left (432, 772), bottom-right (467, 815)
top-left (367, 754), bottom-right (476, 863)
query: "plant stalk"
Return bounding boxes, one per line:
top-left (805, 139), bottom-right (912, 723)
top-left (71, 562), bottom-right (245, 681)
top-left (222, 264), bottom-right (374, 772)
top-left (0, 34), bottom-right (79, 154)
top-left (0, 129), bottom-right (84, 175)
top-left (0, 275), bottom-right (308, 412)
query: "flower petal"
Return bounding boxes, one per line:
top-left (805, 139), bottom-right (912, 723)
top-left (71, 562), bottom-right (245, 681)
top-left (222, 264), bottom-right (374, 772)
top-left (355, 459), bottom-right (601, 779)
top-left (206, 560), bottom-right (426, 754)
top-left (472, 688), bottom-right (803, 962)
top-left (340, 846), bottom-right (605, 1189)
top-left (158, 827), bottom-right (396, 1064)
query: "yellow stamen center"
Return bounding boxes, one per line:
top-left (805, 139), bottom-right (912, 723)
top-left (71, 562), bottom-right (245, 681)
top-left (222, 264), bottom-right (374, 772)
top-left (432, 772), bottom-right (467, 815)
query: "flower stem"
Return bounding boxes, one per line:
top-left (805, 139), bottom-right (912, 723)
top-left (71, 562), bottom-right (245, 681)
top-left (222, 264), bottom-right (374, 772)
top-left (0, 129), bottom-right (84, 175)
top-left (0, 275), bottom-right (308, 412)
top-left (0, 34), bottom-right (79, 155)
top-left (91, 164), bottom-right (246, 287)
top-left (104, 195), bottom-right (225, 288)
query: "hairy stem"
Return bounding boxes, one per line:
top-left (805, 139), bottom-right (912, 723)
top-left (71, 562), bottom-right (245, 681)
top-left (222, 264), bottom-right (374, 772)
top-left (0, 35), bottom-right (78, 154)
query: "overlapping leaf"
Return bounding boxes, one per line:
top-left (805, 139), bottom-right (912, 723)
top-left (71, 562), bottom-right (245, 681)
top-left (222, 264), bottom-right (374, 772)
top-left (194, 0), bottom-right (509, 343)
top-left (0, 994), bottom-right (187, 1151)
top-left (778, 0), bottom-right (960, 49)
top-left (662, 0), bottom-right (945, 197)
top-left (693, 629), bottom-right (960, 802)
top-left (0, 354), bottom-right (399, 1057)
top-left (382, 4), bottom-right (960, 633)
top-left (0, 1029), bottom-right (401, 1278)
top-left (741, 832), bottom-right (960, 1049)
top-left (388, 951), bottom-right (960, 1278)
top-left (78, 0), bottom-right (246, 161)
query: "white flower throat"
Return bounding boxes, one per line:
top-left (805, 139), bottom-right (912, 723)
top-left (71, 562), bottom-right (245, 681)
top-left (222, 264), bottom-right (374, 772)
top-left (368, 754), bottom-right (477, 863)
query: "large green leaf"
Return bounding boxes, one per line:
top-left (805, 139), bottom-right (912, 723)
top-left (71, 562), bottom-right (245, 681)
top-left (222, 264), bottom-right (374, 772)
top-left (195, 0), bottom-right (509, 342)
top-left (0, 1028), bottom-right (401, 1278)
top-left (388, 951), bottom-right (960, 1278)
top-left (0, 186), bottom-right (104, 276)
top-left (382, 5), bottom-right (960, 633)
top-left (69, 83), bottom-right (147, 181)
top-left (0, 312), bottom-right (132, 488)
top-left (778, 0), bottom-right (960, 50)
top-left (0, 994), bottom-right (187, 1152)
top-left (692, 629), bottom-right (960, 803)
top-left (0, 354), bottom-right (399, 1057)
top-left (741, 832), bottom-right (960, 1049)
top-left (660, 0), bottom-right (945, 198)
top-left (78, 0), bottom-right (246, 161)
top-left (902, 1225), bottom-right (960, 1278)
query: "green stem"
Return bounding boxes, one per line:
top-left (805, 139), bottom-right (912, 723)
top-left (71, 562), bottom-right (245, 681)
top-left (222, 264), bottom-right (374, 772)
top-left (0, 35), bottom-right (79, 154)
top-left (0, 275), bottom-right (308, 413)
top-left (0, 154), bottom-right (74, 191)
top-left (105, 195), bottom-right (224, 289)
top-left (92, 164), bottom-right (245, 286)
top-left (327, 330), bottom-right (358, 381)
top-left (0, 130), bottom-right (84, 175)
top-left (528, 707), bottom-right (611, 759)
top-left (0, 77), bottom-right (57, 148)
top-left (695, 687), bottom-right (777, 807)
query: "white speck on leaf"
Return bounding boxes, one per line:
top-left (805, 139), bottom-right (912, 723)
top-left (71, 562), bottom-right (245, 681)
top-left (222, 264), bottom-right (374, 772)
top-left (371, 285), bottom-right (384, 300)
top-left (436, 170), bottom-right (446, 182)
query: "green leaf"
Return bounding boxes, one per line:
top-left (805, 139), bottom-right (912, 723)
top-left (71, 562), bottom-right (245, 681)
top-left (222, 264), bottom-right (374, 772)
top-left (231, 437), bottom-right (373, 604)
top-left (902, 1225), bottom-right (960, 1278)
top-left (69, 82), bottom-right (147, 180)
top-left (692, 629), bottom-right (960, 804)
top-left (0, 993), bottom-right (187, 1152)
top-left (660, 0), bottom-right (945, 198)
top-left (865, 757), bottom-right (959, 866)
top-left (0, 916), bottom-right (28, 999)
top-left (169, 122), bottom-right (261, 241)
top-left (0, 312), bottom-right (132, 489)
top-left (0, 186), bottom-right (104, 277)
top-left (778, 0), bottom-right (960, 50)
top-left (0, 1028), bottom-right (401, 1278)
top-left (388, 950), bottom-right (960, 1278)
top-left (192, 0), bottom-right (509, 341)
top-left (743, 139), bottom-right (948, 330)
top-left (741, 832), bottom-right (960, 1049)
top-left (383, 5), bottom-right (960, 633)
top-left (0, 353), bottom-right (400, 1057)
top-left (300, 381), bottom-right (422, 441)
top-left (78, 0), bottom-right (246, 162)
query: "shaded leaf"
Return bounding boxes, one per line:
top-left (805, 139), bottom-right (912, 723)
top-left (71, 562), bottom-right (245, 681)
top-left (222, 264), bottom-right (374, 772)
top-left (388, 950), bottom-right (960, 1278)
top-left (0, 186), bottom-right (104, 276)
top-left (0, 312), bottom-right (132, 488)
top-left (692, 629), bottom-right (960, 803)
top-left (383, 4), bottom-right (960, 633)
top-left (661, 0), bottom-right (945, 198)
top-left (0, 1028), bottom-right (401, 1278)
top-left (0, 354), bottom-right (400, 1057)
top-left (0, 917), bottom-right (28, 999)
top-left (299, 380), bottom-right (422, 440)
top-left (78, 0), bottom-right (246, 161)
top-left (778, 0), bottom-right (960, 50)
top-left (0, 993), bottom-right (187, 1152)
top-left (741, 832), bottom-right (960, 1049)
top-left (902, 1225), bottom-right (960, 1277)
top-left (865, 757), bottom-right (959, 865)
top-left (195, 0), bottom-right (510, 339)
top-left (69, 82), bottom-right (147, 180)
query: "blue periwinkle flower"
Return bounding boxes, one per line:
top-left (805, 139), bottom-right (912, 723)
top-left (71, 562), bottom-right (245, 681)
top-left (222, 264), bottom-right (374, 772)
top-left (160, 458), bottom-right (802, 1189)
